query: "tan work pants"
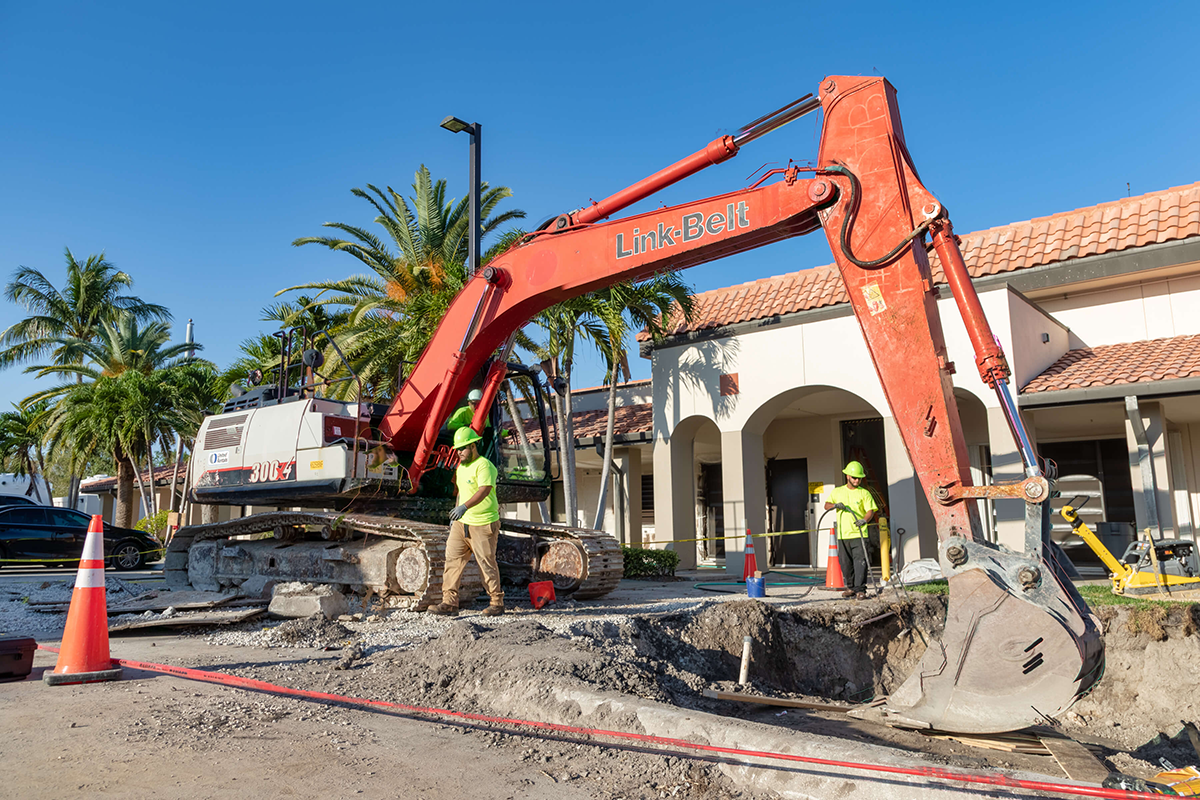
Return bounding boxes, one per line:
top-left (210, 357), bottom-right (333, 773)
top-left (441, 519), bottom-right (503, 607)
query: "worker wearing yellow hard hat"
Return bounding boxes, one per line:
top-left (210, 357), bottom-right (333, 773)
top-left (429, 425), bottom-right (504, 617)
top-left (823, 460), bottom-right (877, 599)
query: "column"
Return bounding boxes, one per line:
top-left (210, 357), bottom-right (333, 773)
top-left (883, 416), bottom-right (938, 565)
top-left (653, 431), bottom-right (697, 569)
top-left (720, 429), bottom-right (767, 578)
top-left (988, 405), bottom-right (1029, 552)
top-left (616, 447), bottom-right (643, 548)
top-left (1125, 400), bottom-right (1174, 535)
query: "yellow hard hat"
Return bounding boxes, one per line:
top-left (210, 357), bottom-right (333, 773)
top-left (453, 426), bottom-right (482, 449)
top-left (843, 461), bottom-right (866, 478)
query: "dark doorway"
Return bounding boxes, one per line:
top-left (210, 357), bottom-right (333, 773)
top-left (841, 418), bottom-right (888, 561)
top-left (767, 458), bottom-right (810, 566)
top-left (841, 418), bottom-right (889, 517)
top-left (699, 463), bottom-right (725, 560)
top-left (1038, 439), bottom-right (1134, 523)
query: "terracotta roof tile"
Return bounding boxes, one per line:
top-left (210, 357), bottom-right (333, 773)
top-left (80, 462), bottom-right (188, 494)
top-left (642, 182), bottom-right (1200, 340)
top-left (1021, 335), bottom-right (1200, 394)
top-left (520, 403), bottom-right (653, 444)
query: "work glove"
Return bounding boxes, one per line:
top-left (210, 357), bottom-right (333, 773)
top-left (449, 504), bottom-right (468, 521)
top-left (834, 503), bottom-right (847, 512)
top-left (853, 518), bottom-right (867, 529)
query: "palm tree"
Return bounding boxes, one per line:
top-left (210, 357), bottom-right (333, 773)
top-left (161, 361), bottom-right (226, 514)
top-left (525, 298), bottom-right (608, 526)
top-left (28, 316), bottom-right (206, 520)
top-left (281, 167), bottom-right (525, 397)
top-left (45, 376), bottom-right (138, 526)
top-left (591, 274), bottom-right (695, 532)
top-left (0, 249), bottom-right (169, 505)
top-left (27, 316), bottom-right (200, 387)
top-left (115, 369), bottom-right (187, 518)
top-left (0, 401), bottom-right (50, 502)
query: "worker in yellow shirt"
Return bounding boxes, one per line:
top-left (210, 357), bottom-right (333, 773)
top-left (823, 461), bottom-right (877, 599)
top-left (447, 389), bottom-right (490, 431)
top-left (428, 426), bottom-right (505, 617)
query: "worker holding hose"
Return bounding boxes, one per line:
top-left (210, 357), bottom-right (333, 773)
top-left (824, 461), bottom-right (877, 599)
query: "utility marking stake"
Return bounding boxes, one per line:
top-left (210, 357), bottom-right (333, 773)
top-left (34, 645), bottom-right (1168, 800)
top-left (738, 636), bottom-right (752, 685)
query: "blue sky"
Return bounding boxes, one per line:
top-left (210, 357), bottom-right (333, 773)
top-left (2, 1), bottom-right (1199, 405)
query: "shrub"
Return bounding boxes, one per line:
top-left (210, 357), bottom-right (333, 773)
top-left (135, 509), bottom-right (172, 543)
top-left (622, 545), bottom-right (679, 578)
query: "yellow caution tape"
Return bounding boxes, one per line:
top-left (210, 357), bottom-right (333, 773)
top-left (0, 544), bottom-right (164, 564)
top-left (664, 524), bottom-right (881, 546)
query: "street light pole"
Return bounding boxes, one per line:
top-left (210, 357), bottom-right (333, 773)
top-left (440, 116), bottom-right (482, 279)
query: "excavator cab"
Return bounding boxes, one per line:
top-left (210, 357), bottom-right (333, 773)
top-left (489, 365), bottom-right (553, 495)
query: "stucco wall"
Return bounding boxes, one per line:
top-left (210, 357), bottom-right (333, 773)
top-left (1037, 273), bottom-right (1200, 347)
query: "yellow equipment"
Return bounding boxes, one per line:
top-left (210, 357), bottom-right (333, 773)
top-left (1060, 504), bottom-right (1200, 601)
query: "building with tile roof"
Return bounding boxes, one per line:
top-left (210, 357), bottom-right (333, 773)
top-left (642, 181), bottom-right (1200, 575)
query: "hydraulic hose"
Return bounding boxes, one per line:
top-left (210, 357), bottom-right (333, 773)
top-left (823, 165), bottom-right (937, 269)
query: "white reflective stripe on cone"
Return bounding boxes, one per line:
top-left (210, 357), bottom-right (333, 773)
top-left (74, 568), bottom-right (106, 589)
top-left (81, 529), bottom-right (104, 561)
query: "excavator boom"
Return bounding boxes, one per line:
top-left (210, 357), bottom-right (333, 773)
top-left (371, 75), bottom-right (1104, 733)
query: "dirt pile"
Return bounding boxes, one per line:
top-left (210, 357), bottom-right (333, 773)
top-left (339, 594), bottom-right (947, 718)
top-left (1067, 604), bottom-right (1200, 754)
top-left (262, 616), bottom-right (357, 649)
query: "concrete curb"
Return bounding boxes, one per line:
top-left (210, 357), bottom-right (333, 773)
top-left (486, 680), bottom-right (1088, 799)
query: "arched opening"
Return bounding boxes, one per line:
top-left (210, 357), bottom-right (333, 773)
top-left (954, 388), bottom-right (996, 542)
top-left (654, 415), bottom-right (724, 568)
top-left (745, 385), bottom-right (887, 568)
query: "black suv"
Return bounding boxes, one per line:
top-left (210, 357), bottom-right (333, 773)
top-left (0, 506), bottom-right (162, 570)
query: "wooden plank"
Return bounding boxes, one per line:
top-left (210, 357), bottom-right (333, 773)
top-left (108, 607), bottom-right (264, 633)
top-left (702, 689), bottom-right (852, 713)
top-left (1040, 735), bottom-right (1110, 783)
top-left (107, 590), bottom-right (235, 615)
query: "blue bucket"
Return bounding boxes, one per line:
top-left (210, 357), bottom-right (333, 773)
top-left (746, 576), bottom-right (765, 598)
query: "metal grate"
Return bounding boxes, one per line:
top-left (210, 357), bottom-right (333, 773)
top-left (204, 414), bottom-right (248, 450)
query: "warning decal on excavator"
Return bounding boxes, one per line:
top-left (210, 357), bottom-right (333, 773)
top-left (862, 283), bottom-right (887, 316)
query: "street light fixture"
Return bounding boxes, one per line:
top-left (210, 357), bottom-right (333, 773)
top-left (440, 115), bottom-right (481, 278)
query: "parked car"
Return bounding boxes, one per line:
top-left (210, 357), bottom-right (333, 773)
top-left (0, 495), bottom-right (39, 507)
top-left (0, 506), bottom-right (162, 571)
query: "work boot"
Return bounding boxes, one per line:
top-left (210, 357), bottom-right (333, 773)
top-left (853, 592), bottom-right (867, 600)
top-left (840, 589), bottom-right (856, 598)
top-left (427, 603), bottom-right (459, 616)
top-left (482, 604), bottom-right (505, 617)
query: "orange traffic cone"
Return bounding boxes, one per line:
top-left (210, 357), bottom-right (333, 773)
top-left (824, 527), bottom-right (845, 589)
top-left (44, 515), bottom-right (122, 686)
top-left (742, 530), bottom-right (758, 582)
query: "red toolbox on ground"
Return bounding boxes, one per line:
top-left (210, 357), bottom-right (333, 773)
top-left (0, 637), bottom-right (36, 682)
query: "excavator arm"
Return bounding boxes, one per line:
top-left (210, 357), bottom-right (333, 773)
top-left (379, 75), bottom-right (1103, 733)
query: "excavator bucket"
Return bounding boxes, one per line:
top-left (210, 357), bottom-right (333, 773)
top-left (851, 535), bottom-right (1105, 733)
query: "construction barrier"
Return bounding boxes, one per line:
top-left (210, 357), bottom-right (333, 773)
top-left (741, 530), bottom-right (757, 581)
top-left (824, 528), bottom-right (844, 589)
top-left (34, 644), bottom-right (1170, 800)
top-left (43, 515), bottom-right (122, 686)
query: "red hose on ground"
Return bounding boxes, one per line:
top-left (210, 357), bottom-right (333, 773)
top-left (38, 645), bottom-right (1159, 799)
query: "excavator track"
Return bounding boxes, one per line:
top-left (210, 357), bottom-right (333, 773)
top-left (165, 512), bottom-right (623, 609)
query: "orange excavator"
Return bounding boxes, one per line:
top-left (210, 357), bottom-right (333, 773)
top-left (169, 75), bottom-right (1104, 734)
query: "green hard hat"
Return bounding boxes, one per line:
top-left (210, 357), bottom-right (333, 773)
top-left (843, 461), bottom-right (866, 478)
top-left (453, 426), bottom-right (482, 449)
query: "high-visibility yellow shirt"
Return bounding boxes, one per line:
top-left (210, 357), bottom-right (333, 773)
top-left (455, 454), bottom-right (499, 525)
top-left (829, 484), bottom-right (877, 540)
top-left (447, 406), bottom-right (491, 430)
